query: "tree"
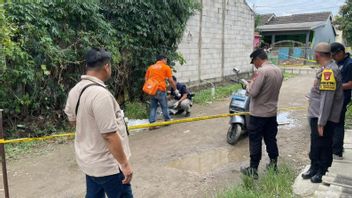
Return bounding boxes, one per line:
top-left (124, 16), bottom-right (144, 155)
top-left (100, 0), bottom-right (199, 102)
top-left (0, 1), bottom-right (199, 134)
top-left (2, 1), bottom-right (120, 132)
top-left (336, 0), bottom-right (352, 45)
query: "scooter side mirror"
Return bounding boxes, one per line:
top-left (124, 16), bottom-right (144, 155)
top-left (233, 67), bottom-right (240, 74)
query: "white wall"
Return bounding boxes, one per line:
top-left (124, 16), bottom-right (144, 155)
top-left (312, 18), bottom-right (336, 47)
top-left (175, 0), bottom-right (255, 84)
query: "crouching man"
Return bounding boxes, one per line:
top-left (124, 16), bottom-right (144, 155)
top-left (168, 76), bottom-right (192, 117)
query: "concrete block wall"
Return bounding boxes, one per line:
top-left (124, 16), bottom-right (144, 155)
top-left (175, 0), bottom-right (255, 84)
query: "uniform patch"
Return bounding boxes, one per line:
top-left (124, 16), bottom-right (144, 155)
top-left (319, 69), bottom-right (336, 91)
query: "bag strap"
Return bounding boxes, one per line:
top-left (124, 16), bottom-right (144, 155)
top-left (75, 83), bottom-right (105, 116)
top-left (75, 82), bottom-right (130, 136)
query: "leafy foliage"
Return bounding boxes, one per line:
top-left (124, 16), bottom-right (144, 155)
top-left (0, 1), bottom-right (198, 134)
top-left (101, 0), bottom-right (199, 102)
top-left (336, 0), bottom-right (352, 46)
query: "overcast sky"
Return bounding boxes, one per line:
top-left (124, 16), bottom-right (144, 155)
top-left (245, 0), bottom-right (345, 16)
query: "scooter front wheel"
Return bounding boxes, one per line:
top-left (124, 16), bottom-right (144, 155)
top-left (227, 124), bottom-right (242, 145)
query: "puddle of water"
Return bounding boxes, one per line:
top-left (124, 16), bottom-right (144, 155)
top-left (277, 112), bottom-right (290, 124)
top-left (277, 112), bottom-right (298, 129)
top-left (167, 148), bottom-right (245, 174)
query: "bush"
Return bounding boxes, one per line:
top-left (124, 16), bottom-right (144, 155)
top-left (124, 102), bottom-right (148, 120)
top-left (0, 1), bottom-right (199, 134)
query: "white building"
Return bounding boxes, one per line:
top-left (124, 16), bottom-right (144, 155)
top-left (175, 0), bottom-right (255, 84)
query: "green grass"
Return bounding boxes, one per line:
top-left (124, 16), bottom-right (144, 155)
top-left (283, 72), bottom-right (297, 80)
top-left (124, 101), bottom-right (148, 119)
top-left (193, 84), bottom-right (241, 104)
top-left (5, 136), bottom-right (72, 160)
top-left (217, 164), bottom-right (295, 198)
top-left (5, 141), bottom-right (47, 159)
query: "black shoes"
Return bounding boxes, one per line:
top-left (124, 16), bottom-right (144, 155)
top-left (240, 167), bottom-right (259, 180)
top-left (302, 167), bottom-right (317, 179)
top-left (310, 173), bottom-right (323, 183)
top-left (302, 167), bottom-right (324, 183)
top-left (266, 159), bottom-right (278, 173)
top-left (184, 112), bottom-right (191, 117)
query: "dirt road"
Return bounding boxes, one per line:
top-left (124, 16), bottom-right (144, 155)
top-left (0, 74), bottom-right (314, 198)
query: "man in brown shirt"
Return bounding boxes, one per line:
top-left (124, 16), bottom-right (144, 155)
top-left (64, 48), bottom-right (133, 197)
top-left (241, 48), bottom-right (283, 179)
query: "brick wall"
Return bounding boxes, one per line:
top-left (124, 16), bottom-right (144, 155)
top-left (175, 0), bottom-right (255, 84)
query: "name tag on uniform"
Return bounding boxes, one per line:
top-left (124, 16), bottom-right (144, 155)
top-left (319, 69), bottom-right (336, 91)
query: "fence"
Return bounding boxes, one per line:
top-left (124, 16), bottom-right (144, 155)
top-left (268, 47), bottom-right (315, 66)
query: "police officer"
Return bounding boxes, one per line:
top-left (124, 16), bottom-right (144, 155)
top-left (331, 42), bottom-right (352, 160)
top-left (240, 48), bottom-right (283, 179)
top-left (302, 42), bottom-right (344, 183)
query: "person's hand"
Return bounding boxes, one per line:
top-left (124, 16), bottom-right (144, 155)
top-left (173, 101), bottom-right (180, 109)
top-left (318, 125), bottom-right (324, 137)
top-left (174, 89), bottom-right (181, 98)
top-left (241, 79), bottom-right (249, 85)
top-left (120, 161), bottom-right (133, 184)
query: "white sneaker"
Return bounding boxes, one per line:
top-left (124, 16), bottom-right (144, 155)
top-left (333, 154), bottom-right (343, 160)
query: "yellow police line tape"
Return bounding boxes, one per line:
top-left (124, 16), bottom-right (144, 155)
top-left (0, 106), bottom-right (306, 144)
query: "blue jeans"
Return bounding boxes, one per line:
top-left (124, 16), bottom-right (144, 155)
top-left (149, 91), bottom-right (171, 123)
top-left (86, 173), bottom-right (133, 198)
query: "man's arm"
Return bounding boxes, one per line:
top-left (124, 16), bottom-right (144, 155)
top-left (168, 77), bottom-right (177, 90)
top-left (343, 63), bottom-right (352, 90)
top-left (178, 85), bottom-right (189, 102)
top-left (64, 91), bottom-right (77, 127)
top-left (102, 132), bottom-right (132, 184)
top-left (342, 81), bottom-right (352, 90)
top-left (317, 69), bottom-right (341, 135)
top-left (246, 71), bottom-right (265, 98)
top-left (317, 90), bottom-right (335, 136)
top-left (92, 93), bottom-right (133, 184)
top-left (179, 93), bottom-right (188, 102)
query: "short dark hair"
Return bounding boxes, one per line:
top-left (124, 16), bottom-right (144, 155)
top-left (156, 54), bottom-right (167, 61)
top-left (172, 76), bottom-right (177, 82)
top-left (331, 42), bottom-right (345, 54)
top-left (85, 48), bottom-right (112, 69)
top-left (250, 48), bottom-right (268, 63)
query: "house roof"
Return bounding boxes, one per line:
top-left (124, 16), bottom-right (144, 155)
top-left (257, 21), bottom-right (325, 32)
top-left (268, 12), bottom-right (332, 25)
top-left (257, 12), bottom-right (333, 33)
top-left (258, 13), bottom-right (275, 26)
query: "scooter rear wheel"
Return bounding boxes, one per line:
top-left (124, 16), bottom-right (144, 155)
top-left (227, 124), bottom-right (242, 145)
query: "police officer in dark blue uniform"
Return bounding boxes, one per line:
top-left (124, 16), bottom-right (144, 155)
top-left (331, 42), bottom-right (352, 160)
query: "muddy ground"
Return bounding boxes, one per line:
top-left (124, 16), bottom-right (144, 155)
top-left (0, 74), bottom-right (314, 198)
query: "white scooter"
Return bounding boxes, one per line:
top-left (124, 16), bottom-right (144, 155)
top-left (227, 68), bottom-right (250, 145)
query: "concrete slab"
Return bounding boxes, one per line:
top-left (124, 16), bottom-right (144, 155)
top-left (342, 149), bottom-right (352, 161)
top-left (329, 162), bottom-right (352, 178)
top-left (293, 165), bottom-right (320, 197)
top-left (344, 130), bottom-right (352, 144)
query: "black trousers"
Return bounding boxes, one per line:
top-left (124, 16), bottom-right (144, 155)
top-left (332, 105), bottom-right (347, 156)
top-left (248, 115), bottom-right (279, 169)
top-left (309, 118), bottom-right (335, 173)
